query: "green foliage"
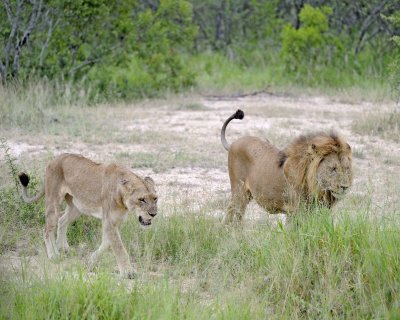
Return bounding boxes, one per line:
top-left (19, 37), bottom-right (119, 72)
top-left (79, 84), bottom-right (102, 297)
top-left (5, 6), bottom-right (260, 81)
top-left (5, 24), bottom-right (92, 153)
top-left (386, 11), bottom-right (400, 97)
top-left (191, 0), bottom-right (281, 51)
top-left (134, 0), bottom-right (197, 90)
top-left (1, 0), bottom-right (397, 98)
top-left (34, 0), bottom-right (136, 80)
top-left (281, 5), bottom-right (343, 77)
top-left (87, 0), bottom-right (197, 99)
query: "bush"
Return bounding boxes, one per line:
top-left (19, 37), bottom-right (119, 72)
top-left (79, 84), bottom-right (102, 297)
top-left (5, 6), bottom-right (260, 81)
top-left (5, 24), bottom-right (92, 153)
top-left (281, 5), bottom-right (343, 78)
top-left (386, 11), bottom-right (400, 98)
top-left (87, 0), bottom-right (197, 99)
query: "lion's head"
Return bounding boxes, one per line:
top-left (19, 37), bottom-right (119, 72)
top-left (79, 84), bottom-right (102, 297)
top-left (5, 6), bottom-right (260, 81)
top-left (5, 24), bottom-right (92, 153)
top-left (281, 132), bottom-right (352, 207)
top-left (120, 175), bottom-right (158, 227)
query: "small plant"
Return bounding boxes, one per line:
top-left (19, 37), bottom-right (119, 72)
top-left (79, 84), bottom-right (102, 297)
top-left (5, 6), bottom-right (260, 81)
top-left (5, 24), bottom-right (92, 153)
top-left (0, 138), bottom-right (21, 193)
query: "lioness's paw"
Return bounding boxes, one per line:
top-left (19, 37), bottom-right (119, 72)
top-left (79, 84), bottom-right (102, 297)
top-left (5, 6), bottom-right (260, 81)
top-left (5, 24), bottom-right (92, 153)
top-left (120, 268), bottom-right (137, 279)
top-left (58, 246), bottom-right (70, 254)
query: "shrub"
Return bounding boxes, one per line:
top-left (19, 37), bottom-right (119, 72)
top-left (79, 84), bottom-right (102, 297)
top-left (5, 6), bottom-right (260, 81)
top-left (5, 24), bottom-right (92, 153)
top-left (386, 11), bottom-right (400, 98)
top-left (281, 5), bottom-right (343, 77)
top-left (87, 0), bottom-right (197, 99)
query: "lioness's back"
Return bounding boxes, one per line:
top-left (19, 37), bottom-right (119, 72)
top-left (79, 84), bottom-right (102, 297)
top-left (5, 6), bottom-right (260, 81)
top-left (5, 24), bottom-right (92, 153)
top-left (46, 153), bottom-right (105, 200)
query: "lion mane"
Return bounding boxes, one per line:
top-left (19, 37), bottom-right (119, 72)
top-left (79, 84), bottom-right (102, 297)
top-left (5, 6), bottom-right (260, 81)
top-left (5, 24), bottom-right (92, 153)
top-left (280, 131), bottom-right (352, 207)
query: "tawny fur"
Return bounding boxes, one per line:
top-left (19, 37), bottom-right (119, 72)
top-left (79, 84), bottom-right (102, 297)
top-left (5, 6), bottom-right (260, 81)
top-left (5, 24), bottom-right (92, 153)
top-left (221, 110), bottom-right (353, 224)
top-left (19, 153), bottom-right (158, 278)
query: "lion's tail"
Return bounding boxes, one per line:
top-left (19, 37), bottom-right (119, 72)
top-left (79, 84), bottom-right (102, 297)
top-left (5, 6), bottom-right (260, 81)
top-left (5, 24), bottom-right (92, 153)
top-left (221, 109), bottom-right (244, 151)
top-left (18, 173), bottom-right (45, 204)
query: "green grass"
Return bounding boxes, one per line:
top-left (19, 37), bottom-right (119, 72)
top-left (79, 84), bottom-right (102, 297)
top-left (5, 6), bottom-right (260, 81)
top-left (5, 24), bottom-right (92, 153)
top-left (189, 52), bottom-right (390, 101)
top-left (1, 186), bottom-right (400, 319)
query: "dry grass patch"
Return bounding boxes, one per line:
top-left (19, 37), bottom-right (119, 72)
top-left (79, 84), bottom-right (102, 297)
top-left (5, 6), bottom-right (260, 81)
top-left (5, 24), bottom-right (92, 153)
top-left (352, 109), bottom-right (400, 142)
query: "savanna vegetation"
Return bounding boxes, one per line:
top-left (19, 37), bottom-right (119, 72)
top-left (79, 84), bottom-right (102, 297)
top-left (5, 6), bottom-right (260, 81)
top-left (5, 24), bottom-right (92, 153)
top-left (1, 0), bottom-right (400, 319)
top-left (1, 0), bottom-right (400, 101)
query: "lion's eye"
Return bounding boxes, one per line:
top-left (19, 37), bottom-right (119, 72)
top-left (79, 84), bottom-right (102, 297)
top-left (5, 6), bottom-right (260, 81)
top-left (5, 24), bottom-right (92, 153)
top-left (154, 197), bottom-right (158, 202)
top-left (139, 198), bottom-right (146, 203)
top-left (331, 167), bottom-right (337, 173)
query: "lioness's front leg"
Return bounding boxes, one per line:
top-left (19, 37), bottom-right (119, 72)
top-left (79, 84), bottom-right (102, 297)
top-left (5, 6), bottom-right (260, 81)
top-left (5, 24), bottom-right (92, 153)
top-left (104, 220), bottom-right (135, 279)
top-left (88, 221), bottom-right (111, 270)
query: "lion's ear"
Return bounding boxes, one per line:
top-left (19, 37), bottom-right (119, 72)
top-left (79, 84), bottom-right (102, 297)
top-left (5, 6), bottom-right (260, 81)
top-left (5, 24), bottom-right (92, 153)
top-left (144, 176), bottom-right (155, 187)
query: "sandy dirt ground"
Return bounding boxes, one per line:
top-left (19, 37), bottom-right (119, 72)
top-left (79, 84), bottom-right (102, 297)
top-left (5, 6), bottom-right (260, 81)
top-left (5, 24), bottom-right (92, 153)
top-left (1, 93), bottom-right (399, 278)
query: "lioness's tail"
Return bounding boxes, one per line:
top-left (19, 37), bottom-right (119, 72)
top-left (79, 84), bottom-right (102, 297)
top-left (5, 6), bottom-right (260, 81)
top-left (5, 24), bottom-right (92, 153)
top-left (221, 109), bottom-right (244, 151)
top-left (18, 173), bottom-right (45, 204)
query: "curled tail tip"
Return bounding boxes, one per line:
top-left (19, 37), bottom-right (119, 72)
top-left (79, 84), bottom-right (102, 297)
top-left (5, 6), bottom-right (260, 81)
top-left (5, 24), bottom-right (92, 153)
top-left (234, 109), bottom-right (244, 120)
top-left (18, 172), bottom-right (30, 187)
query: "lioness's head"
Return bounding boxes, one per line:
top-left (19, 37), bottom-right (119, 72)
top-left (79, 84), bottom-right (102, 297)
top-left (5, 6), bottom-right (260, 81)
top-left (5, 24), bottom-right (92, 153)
top-left (283, 132), bottom-right (353, 206)
top-left (120, 175), bottom-right (158, 227)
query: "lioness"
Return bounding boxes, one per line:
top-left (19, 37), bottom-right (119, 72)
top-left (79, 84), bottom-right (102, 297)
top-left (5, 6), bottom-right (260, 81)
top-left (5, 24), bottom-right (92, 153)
top-left (221, 110), bottom-right (352, 223)
top-left (19, 153), bottom-right (158, 278)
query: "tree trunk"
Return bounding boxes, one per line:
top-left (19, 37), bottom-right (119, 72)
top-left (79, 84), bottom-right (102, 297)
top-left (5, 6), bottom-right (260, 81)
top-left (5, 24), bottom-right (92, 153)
top-left (12, 0), bottom-right (43, 78)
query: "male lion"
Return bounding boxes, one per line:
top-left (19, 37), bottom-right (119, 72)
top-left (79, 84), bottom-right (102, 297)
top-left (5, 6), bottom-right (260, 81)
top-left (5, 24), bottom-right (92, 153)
top-left (19, 153), bottom-right (158, 278)
top-left (221, 109), bottom-right (352, 224)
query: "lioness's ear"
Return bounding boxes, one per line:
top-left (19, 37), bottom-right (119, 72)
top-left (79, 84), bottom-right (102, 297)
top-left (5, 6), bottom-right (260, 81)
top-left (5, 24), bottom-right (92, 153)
top-left (121, 178), bottom-right (129, 185)
top-left (307, 144), bottom-right (317, 155)
top-left (144, 176), bottom-right (155, 187)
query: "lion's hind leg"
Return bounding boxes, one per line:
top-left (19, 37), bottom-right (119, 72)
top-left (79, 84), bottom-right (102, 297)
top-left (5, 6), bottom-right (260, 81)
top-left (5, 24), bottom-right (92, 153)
top-left (223, 182), bottom-right (251, 225)
top-left (56, 195), bottom-right (81, 254)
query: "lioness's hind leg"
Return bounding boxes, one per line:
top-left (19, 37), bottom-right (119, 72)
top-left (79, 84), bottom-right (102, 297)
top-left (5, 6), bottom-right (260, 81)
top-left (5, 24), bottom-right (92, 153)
top-left (44, 201), bottom-right (61, 259)
top-left (56, 199), bottom-right (81, 253)
top-left (88, 217), bottom-right (112, 270)
top-left (43, 165), bottom-right (64, 260)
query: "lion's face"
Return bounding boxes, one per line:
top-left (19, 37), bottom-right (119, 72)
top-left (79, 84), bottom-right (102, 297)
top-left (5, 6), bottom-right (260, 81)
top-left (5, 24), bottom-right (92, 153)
top-left (121, 177), bottom-right (158, 227)
top-left (316, 152), bottom-right (352, 200)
